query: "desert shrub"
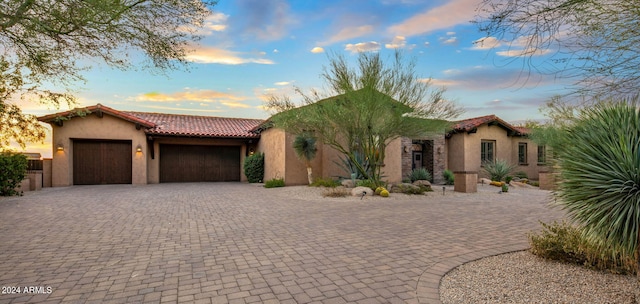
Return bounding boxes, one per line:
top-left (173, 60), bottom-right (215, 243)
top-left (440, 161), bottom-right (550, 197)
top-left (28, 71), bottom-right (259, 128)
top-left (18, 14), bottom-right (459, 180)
top-left (310, 177), bottom-right (340, 188)
top-left (0, 152), bottom-right (28, 196)
top-left (482, 159), bottom-right (517, 181)
top-left (505, 176), bottom-right (513, 184)
top-left (334, 151), bottom-right (371, 180)
top-left (530, 181), bottom-right (540, 187)
top-left (514, 171), bottom-right (528, 179)
top-left (442, 169), bottom-right (454, 185)
top-left (356, 179), bottom-right (377, 190)
top-left (243, 152), bottom-right (264, 183)
top-left (408, 168), bottom-right (431, 182)
top-left (264, 178), bottom-right (285, 188)
top-left (391, 183), bottom-right (425, 195)
top-left (323, 187), bottom-right (348, 197)
top-left (529, 221), bottom-right (636, 275)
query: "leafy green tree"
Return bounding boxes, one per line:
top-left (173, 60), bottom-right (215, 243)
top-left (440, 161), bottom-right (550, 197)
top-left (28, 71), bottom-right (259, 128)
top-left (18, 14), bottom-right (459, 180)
top-left (476, 0), bottom-right (640, 98)
top-left (292, 133), bottom-right (317, 185)
top-left (0, 0), bottom-right (215, 148)
top-left (539, 100), bottom-right (639, 284)
top-left (266, 51), bottom-right (462, 186)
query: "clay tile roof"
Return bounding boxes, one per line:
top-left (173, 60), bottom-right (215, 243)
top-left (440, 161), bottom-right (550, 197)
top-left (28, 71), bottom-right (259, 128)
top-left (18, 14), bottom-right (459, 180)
top-left (449, 114), bottom-right (527, 136)
top-left (125, 112), bottom-right (264, 139)
top-left (38, 104), bottom-right (156, 128)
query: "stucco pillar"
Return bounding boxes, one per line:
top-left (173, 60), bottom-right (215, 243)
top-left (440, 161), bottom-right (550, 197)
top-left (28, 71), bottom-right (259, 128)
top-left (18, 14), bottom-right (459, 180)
top-left (538, 171), bottom-right (557, 190)
top-left (453, 171), bottom-right (478, 193)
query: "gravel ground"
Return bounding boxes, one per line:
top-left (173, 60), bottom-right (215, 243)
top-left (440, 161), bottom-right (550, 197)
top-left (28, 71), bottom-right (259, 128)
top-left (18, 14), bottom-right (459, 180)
top-left (440, 250), bottom-right (638, 304)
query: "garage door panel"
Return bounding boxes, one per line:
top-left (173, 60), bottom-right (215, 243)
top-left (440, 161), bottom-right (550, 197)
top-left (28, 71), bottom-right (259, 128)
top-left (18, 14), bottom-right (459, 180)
top-left (73, 140), bottom-right (132, 185)
top-left (160, 144), bottom-right (240, 183)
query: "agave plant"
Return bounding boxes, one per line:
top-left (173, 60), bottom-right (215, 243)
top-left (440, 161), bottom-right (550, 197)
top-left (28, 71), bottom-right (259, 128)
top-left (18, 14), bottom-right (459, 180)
top-left (293, 133), bottom-right (317, 185)
top-left (551, 100), bottom-right (639, 280)
top-left (481, 159), bottom-right (517, 182)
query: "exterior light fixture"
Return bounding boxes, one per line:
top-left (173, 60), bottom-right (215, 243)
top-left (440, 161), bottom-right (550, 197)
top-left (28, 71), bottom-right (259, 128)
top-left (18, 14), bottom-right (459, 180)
top-left (56, 143), bottom-right (64, 151)
top-left (136, 145), bottom-right (143, 153)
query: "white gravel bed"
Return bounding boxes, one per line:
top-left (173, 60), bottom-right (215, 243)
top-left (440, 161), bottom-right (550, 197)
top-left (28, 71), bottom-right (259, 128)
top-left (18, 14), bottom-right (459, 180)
top-left (440, 250), bottom-right (637, 304)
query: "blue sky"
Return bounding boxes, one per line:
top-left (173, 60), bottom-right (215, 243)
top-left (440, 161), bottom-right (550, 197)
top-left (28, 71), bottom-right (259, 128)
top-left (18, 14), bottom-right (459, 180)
top-left (19, 0), bottom-right (572, 157)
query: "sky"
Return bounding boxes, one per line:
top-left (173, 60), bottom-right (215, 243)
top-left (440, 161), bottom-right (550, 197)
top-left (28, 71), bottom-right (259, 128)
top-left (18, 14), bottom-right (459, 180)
top-left (16, 0), bottom-right (573, 158)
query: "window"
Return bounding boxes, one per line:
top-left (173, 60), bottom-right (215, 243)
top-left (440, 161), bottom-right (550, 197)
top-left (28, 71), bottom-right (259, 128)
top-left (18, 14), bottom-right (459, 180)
top-left (518, 143), bottom-right (528, 165)
top-left (481, 140), bottom-right (495, 164)
top-left (537, 145), bottom-right (546, 164)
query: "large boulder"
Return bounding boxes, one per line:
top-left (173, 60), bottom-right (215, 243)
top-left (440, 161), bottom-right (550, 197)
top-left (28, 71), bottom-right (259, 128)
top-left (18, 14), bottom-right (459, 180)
top-left (390, 183), bottom-right (422, 194)
top-left (351, 186), bottom-right (373, 197)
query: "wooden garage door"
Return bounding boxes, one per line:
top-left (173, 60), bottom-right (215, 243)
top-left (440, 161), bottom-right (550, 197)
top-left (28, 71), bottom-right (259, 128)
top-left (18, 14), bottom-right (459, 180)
top-left (73, 140), bottom-right (132, 185)
top-left (159, 145), bottom-right (240, 183)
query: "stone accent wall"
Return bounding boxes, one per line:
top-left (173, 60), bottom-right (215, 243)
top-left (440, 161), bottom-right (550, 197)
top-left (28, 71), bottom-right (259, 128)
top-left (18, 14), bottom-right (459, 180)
top-left (432, 135), bottom-right (446, 184)
top-left (401, 137), bottom-right (413, 181)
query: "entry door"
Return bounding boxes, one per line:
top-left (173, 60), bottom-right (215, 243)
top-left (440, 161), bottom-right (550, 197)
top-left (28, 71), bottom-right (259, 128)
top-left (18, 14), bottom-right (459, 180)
top-left (412, 152), bottom-right (423, 169)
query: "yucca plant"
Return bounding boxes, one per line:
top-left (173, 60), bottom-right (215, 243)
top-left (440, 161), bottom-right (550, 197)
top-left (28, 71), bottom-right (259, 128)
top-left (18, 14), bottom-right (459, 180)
top-left (550, 100), bottom-right (639, 284)
top-left (408, 168), bottom-right (432, 182)
top-left (482, 158), bottom-right (517, 182)
top-left (293, 132), bottom-right (317, 185)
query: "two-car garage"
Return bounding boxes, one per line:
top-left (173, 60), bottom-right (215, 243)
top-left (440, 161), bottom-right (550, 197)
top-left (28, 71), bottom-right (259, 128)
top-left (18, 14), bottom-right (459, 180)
top-left (72, 140), bottom-right (241, 185)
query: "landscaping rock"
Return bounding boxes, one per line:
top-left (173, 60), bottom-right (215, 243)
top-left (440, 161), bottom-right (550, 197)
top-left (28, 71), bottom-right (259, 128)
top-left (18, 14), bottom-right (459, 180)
top-left (351, 186), bottom-right (373, 197)
top-left (341, 180), bottom-right (355, 188)
top-left (412, 180), bottom-right (432, 187)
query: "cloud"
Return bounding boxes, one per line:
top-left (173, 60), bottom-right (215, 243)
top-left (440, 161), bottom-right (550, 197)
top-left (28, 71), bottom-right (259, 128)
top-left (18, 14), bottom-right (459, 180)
top-left (388, 0), bottom-right (478, 36)
top-left (229, 0), bottom-right (294, 41)
top-left (274, 81), bottom-right (291, 86)
top-left (471, 37), bottom-right (502, 50)
top-left (430, 66), bottom-right (559, 90)
top-left (180, 12), bottom-right (228, 36)
top-left (324, 25), bottom-right (375, 45)
top-left (311, 47), bottom-right (325, 53)
top-left (185, 46), bottom-right (274, 64)
top-left (440, 36), bottom-right (458, 45)
top-left (385, 36), bottom-right (407, 49)
top-left (345, 41), bottom-right (381, 53)
top-left (133, 89), bottom-right (251, 108)
top-left (446, 31), bottom-right (456, 36)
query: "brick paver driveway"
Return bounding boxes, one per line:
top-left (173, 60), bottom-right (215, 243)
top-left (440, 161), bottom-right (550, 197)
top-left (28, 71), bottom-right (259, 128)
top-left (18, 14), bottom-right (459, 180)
top-left (0, 183), bottom-right (564, 304)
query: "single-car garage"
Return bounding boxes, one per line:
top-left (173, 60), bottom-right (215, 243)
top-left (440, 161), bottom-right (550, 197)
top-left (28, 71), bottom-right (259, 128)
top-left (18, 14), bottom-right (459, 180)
top-left (159, 144), bottom-right (241, 183)
top-left (73, 140), bottom-right (132, 185)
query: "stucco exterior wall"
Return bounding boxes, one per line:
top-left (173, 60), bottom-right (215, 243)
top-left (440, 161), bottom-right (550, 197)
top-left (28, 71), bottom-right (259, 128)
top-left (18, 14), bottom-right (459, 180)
top-left (381, 137), bottom-right (403, 183)
top-left (257, 128), bottom-right (286, 183)
top-left (447, 124), bottom-right (549, 181)
top-left (50, 114), bottom-right (148, 186)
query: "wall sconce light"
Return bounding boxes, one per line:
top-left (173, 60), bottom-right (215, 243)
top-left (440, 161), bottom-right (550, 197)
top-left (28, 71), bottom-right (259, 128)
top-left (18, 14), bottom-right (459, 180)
top-left (437, 147), bottom-right (442, 154)
top-left (136, 145), bottom-right (143, 153)
top-left (56, 143), bottom-right (64, 151)
top-left (403, 146), bottom-right (409, 153)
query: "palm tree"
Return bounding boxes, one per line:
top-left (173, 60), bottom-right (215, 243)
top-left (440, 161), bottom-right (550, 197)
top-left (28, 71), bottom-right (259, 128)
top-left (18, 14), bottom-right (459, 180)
top-left (550, 100), bottom-right (639, 283)
top-left (293, 133), bottom-right (317, 185)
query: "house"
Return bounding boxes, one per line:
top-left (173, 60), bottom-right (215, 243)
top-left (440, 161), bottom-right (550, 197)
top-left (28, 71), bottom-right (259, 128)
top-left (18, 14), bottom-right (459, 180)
top-left (38, 104), bottom-right (548, 191)
top-left (38, 104), bottom-right (263, 186)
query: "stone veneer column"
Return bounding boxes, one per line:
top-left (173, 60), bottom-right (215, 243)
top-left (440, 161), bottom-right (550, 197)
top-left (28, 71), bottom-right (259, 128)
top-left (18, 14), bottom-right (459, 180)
top-left (453, 171), bottom-right (478, 193)
top-left (401, 137), bottom-right (413, 180)
top-left (432, 135), bottom-right (446, 184)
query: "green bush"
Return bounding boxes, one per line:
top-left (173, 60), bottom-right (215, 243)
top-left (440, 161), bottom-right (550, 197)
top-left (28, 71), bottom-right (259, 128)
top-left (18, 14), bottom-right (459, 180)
top-left (442, 169), bottom-right (454, 185)
top-left (529, 221), bottom-right (636, 275)
top-left (243, 152), bottom-right (264, 183)
top-left (408, 168), bottom-right (431, 182)
top-left (482, 159), bottom-right (517, 181)
top-left (264, 178), bottom-right (285, 188)
top-left (391, 183), bottom-right (427, 194)
top-left (310, 177), bottom-right (340, 188)
top-left (355, 179), bottom-right (377, 190)
top-left (0, 152), bottom-right (28, 196)
top-left (514, 171), bottom-right (528, 179)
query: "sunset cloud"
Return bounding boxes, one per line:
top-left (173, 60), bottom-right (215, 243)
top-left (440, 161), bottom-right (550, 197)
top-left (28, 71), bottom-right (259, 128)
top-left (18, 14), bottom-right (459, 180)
top-left (185, 46), bottom-right (274, 65)
top-left (133, 90), bottom-right (251, 108)
top-left (471, 37), bottom-right (502, 50)
top-left (324, 25), bottom-right (375, 45)
top-left (387, 0), bottom-right (478, 36)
